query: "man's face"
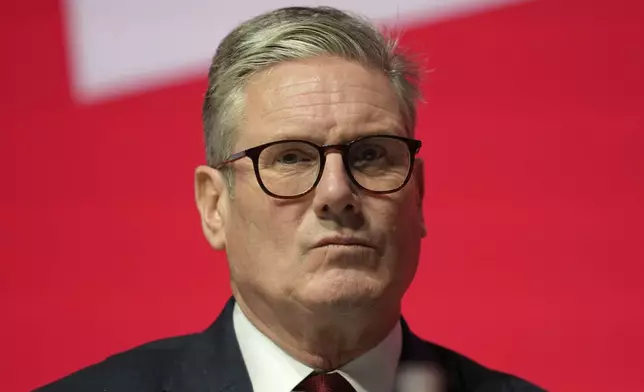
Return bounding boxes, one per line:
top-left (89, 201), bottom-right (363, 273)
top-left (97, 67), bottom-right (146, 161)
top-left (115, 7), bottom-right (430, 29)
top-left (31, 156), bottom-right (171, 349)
top-left (214, 56), bottom-right (424, 312)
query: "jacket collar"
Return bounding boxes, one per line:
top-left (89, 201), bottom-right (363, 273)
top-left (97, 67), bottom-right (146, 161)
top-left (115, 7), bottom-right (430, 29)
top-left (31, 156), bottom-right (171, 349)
top-left (161, 297), bottom-right (253, 392)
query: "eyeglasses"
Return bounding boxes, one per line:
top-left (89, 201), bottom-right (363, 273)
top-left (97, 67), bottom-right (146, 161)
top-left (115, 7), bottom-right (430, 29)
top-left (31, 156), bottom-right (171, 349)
top-left (213, 135), bottom-right (422, 199)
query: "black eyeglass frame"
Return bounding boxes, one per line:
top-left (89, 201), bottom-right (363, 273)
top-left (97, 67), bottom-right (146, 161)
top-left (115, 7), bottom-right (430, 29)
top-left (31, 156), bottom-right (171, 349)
top-left (212, 134), bottom-right (422, 199)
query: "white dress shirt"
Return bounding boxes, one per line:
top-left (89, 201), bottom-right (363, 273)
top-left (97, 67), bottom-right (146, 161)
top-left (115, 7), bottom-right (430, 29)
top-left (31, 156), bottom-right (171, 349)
top-left (233, 303), bottom-right (402, 392)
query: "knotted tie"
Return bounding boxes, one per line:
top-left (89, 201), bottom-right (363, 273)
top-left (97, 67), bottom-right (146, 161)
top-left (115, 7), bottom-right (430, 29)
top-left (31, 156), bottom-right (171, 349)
top-left (295, 372), bottom-right (357, 392)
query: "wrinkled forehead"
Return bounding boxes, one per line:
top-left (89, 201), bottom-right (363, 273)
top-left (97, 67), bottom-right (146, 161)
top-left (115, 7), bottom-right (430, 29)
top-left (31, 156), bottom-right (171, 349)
top-left (256, 59), bottom-right (399, 109)
top-left (237, 57), bottom-right (405, 147)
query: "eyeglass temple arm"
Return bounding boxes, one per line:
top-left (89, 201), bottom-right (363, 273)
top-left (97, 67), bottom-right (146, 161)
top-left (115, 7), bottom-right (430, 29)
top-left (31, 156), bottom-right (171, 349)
top-left (213, 150), bottom-right (248, 169)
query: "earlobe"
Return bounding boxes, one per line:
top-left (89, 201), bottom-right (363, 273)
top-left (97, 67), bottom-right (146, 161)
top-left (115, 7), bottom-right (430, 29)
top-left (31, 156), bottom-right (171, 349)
top-left (419, 217), bottom-right (427, 238)
top-left (194, 165), bottom-right (228, 250)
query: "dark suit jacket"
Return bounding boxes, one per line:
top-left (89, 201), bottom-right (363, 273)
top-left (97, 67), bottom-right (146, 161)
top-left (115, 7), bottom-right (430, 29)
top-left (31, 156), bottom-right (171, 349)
top-left (34, 297), bottom-right (545, 392)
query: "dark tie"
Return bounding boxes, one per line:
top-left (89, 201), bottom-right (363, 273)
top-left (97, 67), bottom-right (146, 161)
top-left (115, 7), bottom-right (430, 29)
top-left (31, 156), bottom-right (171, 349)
top-left (295, 372), bottom-right (357, 392)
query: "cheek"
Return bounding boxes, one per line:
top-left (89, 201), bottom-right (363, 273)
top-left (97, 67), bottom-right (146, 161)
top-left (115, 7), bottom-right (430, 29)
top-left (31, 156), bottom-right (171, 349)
top-left (368, 192), bottom-right (422, 264)
top-left (227, 194), bottom-right (305, 270)
top-left (372, 191), bottom-right (421, 235)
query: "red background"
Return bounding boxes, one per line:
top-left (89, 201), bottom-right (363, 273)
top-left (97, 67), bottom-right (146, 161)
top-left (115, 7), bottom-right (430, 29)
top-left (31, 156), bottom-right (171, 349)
top-left (1, 0), bottom-right (643, 390)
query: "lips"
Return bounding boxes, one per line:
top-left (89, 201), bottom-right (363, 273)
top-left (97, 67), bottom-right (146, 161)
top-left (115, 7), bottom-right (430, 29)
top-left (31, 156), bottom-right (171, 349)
top-left (313, 236), bottom-right (375, 248)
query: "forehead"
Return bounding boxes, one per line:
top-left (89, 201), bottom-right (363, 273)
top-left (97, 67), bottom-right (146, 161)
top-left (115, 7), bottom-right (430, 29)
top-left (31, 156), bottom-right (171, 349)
top-left (239, 56), bottom-right (404, 147)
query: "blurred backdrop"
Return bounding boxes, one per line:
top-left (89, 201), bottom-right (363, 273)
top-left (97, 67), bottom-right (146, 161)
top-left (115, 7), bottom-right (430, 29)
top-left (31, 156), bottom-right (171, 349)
top-left (1, 0), bottom-right (643, 390)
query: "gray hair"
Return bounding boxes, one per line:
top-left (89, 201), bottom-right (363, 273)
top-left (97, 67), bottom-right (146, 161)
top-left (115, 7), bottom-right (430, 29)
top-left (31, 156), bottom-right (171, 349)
top-left (202, 6), bottom-right (422, 181)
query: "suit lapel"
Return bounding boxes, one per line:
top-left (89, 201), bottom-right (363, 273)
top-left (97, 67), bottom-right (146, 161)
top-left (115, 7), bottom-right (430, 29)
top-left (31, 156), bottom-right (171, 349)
top-left (161, 298), bottom-right (253, 392)
top-left (399, 318), bottom-right (442, 364)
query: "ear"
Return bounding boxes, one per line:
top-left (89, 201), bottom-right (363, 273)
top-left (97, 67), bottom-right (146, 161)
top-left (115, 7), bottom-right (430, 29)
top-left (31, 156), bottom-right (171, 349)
top-left (413, 158), bottom-right (427, 238)
top-left (195, 165), bottom-right (229, 250)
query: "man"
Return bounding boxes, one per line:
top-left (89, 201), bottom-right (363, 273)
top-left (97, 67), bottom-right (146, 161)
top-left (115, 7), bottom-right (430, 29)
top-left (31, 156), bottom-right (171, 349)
top-left (36, 6), bottom-right (544, 392)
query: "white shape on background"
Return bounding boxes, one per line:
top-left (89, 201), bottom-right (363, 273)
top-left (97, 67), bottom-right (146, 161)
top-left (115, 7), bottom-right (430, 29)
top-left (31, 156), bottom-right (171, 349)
top-left (63, 0), bottom-right (526, 102)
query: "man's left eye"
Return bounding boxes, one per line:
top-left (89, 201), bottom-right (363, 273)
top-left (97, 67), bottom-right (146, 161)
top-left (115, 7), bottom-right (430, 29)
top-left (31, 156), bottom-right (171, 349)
top-left (354, 146), bottom-right (385, 162)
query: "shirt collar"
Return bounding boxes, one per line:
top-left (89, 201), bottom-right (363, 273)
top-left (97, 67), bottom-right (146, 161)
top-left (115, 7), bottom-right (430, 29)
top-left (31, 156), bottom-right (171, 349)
top-left (233, 303), bottom-right (402, 392)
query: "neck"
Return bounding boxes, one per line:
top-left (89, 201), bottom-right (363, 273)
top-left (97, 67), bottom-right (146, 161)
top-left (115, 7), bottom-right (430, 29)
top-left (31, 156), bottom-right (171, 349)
top-left (233, 289), bottom-right (400, 371)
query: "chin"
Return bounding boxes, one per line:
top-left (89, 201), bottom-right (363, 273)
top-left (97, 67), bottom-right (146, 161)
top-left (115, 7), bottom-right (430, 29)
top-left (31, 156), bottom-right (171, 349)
top-left (315, 245), bottom-right (380, 269)
top-left (299, 270), bottom-right (387, 311)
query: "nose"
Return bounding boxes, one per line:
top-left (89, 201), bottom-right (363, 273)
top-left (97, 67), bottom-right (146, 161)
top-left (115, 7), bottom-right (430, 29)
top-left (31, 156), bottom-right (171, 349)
top-left (312, 152), bottom-right (362, 219)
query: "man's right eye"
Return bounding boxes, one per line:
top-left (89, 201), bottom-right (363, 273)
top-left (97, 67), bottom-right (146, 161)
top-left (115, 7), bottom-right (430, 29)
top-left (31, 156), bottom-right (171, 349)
top-left (276, 150), bottom-right (315, 164)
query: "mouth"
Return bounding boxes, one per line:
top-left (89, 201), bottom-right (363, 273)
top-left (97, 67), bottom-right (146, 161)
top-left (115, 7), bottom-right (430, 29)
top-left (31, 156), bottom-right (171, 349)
top-left (314, 236), bottom-right (375, 249)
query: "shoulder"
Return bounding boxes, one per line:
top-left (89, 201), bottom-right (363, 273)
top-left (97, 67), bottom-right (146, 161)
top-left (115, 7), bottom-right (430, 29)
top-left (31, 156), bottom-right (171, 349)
top-left (34, 298), bottom-right (244, 392)
top-left (401, 326), bottom-right (546, 392)
top-left (33, 333), bottom-right (199, 392)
